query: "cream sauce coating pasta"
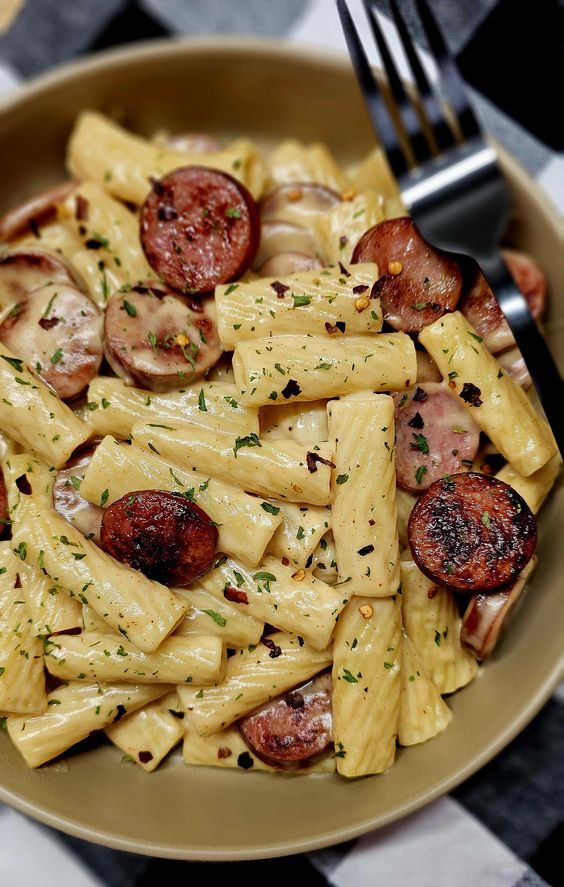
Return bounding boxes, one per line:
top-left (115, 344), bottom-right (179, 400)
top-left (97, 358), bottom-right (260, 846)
top-left (0, 113), bottom-right (557, 780)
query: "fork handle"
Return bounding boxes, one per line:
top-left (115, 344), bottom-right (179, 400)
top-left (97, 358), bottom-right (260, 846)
top-left (481, 251), bottom-right (564, 458)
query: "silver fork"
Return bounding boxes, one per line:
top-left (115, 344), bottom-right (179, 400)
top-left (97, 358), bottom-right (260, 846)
top-left (336, 0), bottom-right (564, 455)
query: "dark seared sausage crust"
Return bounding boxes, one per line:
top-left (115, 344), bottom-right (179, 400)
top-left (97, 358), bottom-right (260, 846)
top-left (408, 473), bottom-right (536, 593)
top-left (100, 490), bottom-right (218, 587)
top-left (351, 217), bottom-right (462, 332)
top-left (140, 165), bottom-right (260, 295)
top-left (239, 671), bottom-right (332, 769)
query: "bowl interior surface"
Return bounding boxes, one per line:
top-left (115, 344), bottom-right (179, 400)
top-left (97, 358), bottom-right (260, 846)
top-left (0, 39), bottom-right (562, 861)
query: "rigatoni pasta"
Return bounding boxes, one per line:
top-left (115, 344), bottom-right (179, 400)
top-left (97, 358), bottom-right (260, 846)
top-left (0, 347), bottom-right (89, 467)
top-left (0, 108), bottom-right (557, 784)
top-left (216, 263), bottom-right (381, 349)
top-left (130, 422), bottom-right (334, 505)
top-left (12, 509), bottom-right (188, 653)
top-left (232, 333), bottom-right (416, 406)
top-left (328, 394), bottom-right (400, 598)
top-left (85, 377), bottom-right (259, 439)
top-left (332, 596), bottom-right (402, 777)
top-left (45, 631), bottom-right (225, 685)
top-left (7, 682), bottom-right (171, 768)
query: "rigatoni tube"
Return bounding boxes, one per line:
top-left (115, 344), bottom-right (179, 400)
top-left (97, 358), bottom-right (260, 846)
top-left (232, 333), bottom-right (416, 406)
top-left (45, 632), bottom-right (224, 685)
top-left (86, 377), bottom-right (258, 439)
top-left (131, 423), bottom-right (333, 506)
top-left (0, 346), bottom-right (89, 467)
top-left (216, 263), bottom-right (381, 349)
top-left (7, 682), bottom-right (170, 768)
top-left (328, 394), bottom-right (400, 597)
top-left (332, 596), bottom-right (401, 777)
top-left (194, 555), bottom-right (344, 650)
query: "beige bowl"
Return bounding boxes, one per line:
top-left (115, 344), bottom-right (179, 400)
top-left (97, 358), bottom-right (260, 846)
top-left (0, 38), bottom-right (562, 861)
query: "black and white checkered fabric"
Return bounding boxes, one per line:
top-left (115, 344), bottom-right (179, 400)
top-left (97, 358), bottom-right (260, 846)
top-left (0, 2), bottom-right (562, 885)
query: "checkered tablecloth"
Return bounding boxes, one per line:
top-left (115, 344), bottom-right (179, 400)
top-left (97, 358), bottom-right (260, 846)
top-left (0, 2), bottom-right (562, 885)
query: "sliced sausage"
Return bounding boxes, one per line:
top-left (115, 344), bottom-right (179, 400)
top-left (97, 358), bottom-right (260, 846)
top-left (53, 447), bottom-right (103, 543)
top-left (140, 166), bottom-right (260, 295)
top-left (103, 282), bottom-right (222, 392)
top-left (100, 490), bottom-right (218, 587)
top-left (253, 220), bottom-right (318, 270)
top-left (408, 472), bottom-right (536, 593)
top-left (393, 383), bottom-right (481, 492)
top-left (260, 182), bottom-right (341, 226)
top-left (459, 250), bottom-right (547, 353)
top-left (257, 252), bottom-right (323, 278)
top-left (239, 670), bottom-right (332, 769)
top-left (460, 564), bottom-right (532, 660)
top-left (0, 469), bottom-right (8, 539)
top-left (0, 249), bottom-right (82, 315)
top-left (0, 180), bottom-right (75, 243)
top-left (351, 217), bottom-right (462, 332)
top-left (0, 282), bottom-right (103, 400)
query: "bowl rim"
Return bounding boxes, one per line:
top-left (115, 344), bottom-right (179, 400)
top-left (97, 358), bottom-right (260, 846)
top-left (0, 34), bottom-right (562, 860)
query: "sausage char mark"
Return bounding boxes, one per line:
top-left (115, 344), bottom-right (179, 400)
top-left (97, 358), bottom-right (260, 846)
top-left (100, 489), bottom-right (218, 587)
top-left (408, 472), bottom-right (536, 593)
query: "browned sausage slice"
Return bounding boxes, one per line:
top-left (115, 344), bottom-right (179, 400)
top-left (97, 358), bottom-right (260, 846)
top-left (104, 282), bottom-right (222, 391)
top-left (0, 181), bottom-right (76, 242)
top-left (239, 671), bottom-right (332, 769)
top-left (0, 469), bottom-right (8, 539)
top-left (53, 448), bottom-right (104, 543)
top-left (408, 473), bottom-right (536, 593)
top-left (0, 282), bottom-right (103, 400)
top-left (351, 217), bottom-right (462, 332)
top-left (393, 383), bottom-right (481, 491)
top-left (140, 166), bottom-right (260, 294)
top-left (100, 490), bottom-right (218, 587)
top-left (460, 249), bottom-right (547, 353)
top-left (0, 249), bottom-right (82, 313)
top-left (460, 564), bottom-right (532, 660)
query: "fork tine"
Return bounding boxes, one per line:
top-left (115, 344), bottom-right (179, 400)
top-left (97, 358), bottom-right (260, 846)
top-left (388, 0), bottom-right (455, 151)
top-left (335, 0), bottom-right (409, 178)
top-left (414, 0), bottom-right (481, 140)
top-left (362, 0), bottom-right (432, 165)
